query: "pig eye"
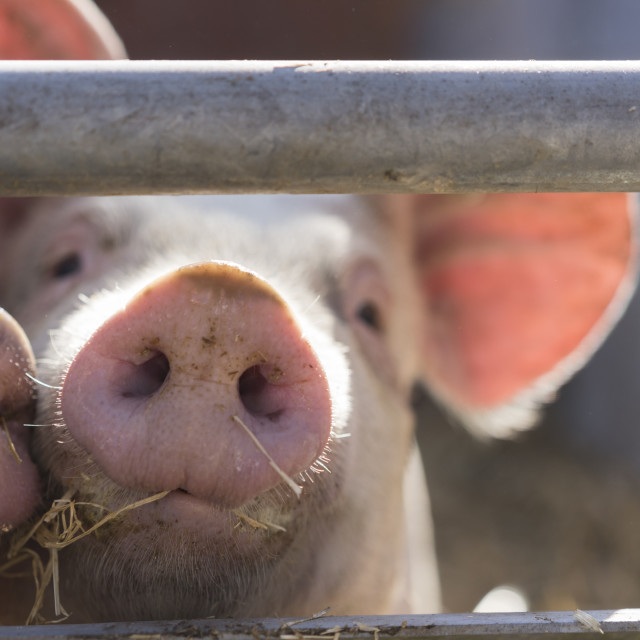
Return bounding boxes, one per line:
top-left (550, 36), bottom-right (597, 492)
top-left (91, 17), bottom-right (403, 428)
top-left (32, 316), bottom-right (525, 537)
top-left (51, 252), bottom-right (83, 279)
top-left (356, 301), bottom-right (384, 333)
top-left (346, 262), bottom-right (396, 385)
top-left (346, 264), bottom-right (389, 335)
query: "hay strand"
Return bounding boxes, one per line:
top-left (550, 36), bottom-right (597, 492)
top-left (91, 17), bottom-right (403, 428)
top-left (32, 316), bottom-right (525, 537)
top-left (1, 415), bottom-right (22, 463)
top-left (232, 510), bottom-right (286, 532)
top-left (2, 488), bottom-right (169, 624)
top-left (232, 415), bottom-right (302, 498)
top-left (574, 609), bottom-right (604, 634)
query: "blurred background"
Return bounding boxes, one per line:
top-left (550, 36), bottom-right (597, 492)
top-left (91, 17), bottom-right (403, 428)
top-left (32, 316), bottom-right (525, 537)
top-left (89, 0), bottom-right (640, 612)
top-left (96, 0), bottom-right (640, 61)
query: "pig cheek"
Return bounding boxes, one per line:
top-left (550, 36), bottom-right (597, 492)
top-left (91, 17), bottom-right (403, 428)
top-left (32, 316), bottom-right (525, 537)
top-left (31, 422), bottom-right (94, 501)
top-left (351, 350), bottom-right (415, 468)
top-left (335, 318), bottom-right (414, 474)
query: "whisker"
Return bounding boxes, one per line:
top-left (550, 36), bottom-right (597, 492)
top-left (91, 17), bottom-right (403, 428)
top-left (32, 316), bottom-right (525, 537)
top-left (302, 294), bottom-right (321, 314)
top-left (48, 328), bottom-right (90, 364)
top-left (44, 333), bottom-right (72, 367)
top-left (315, 460), bottom-right (332, 474)
top-left (24, 372), bottom-right (62, 391)
top-left (23, 423), bottom-right (59, 429)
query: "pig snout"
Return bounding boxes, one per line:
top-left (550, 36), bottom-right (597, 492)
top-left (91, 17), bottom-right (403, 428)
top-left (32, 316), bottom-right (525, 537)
top-left (61, 261), bottom-right (332, 508)
top-left (0, 309), bottom-right (40, 529)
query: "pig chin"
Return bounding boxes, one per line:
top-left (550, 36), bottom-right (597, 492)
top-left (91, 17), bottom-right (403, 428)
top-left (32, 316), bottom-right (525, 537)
top-left (57, 512), bottom-right (290, 621)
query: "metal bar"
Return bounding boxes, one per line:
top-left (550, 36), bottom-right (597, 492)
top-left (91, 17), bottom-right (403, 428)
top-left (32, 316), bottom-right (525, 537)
top-left (1, 60), bottom-right (640, 195)
top-left (1, 610), bottom-right (640, 640)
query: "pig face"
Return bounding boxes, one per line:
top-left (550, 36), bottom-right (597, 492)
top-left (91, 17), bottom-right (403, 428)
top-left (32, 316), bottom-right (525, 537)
top-left (1, 195), bottom-right (437, 621)
top-left (0, 192), bottom-right (635, 623)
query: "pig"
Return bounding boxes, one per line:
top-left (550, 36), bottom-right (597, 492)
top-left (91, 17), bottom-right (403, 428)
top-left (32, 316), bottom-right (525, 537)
top-left (0, 307), bottom-right (39, 531)
top-left (0, 195), bottom-right (442, 622)
top-left (0, 191), bottom-right (635, 624)
top-left (0, 307), bottom-right (40, 623)
top-left (51, 0), bottom-right (640, 617)
top-left (0, 0), bottom-right (636, 625)
top-left (0, 0), bottom-right (125, 60)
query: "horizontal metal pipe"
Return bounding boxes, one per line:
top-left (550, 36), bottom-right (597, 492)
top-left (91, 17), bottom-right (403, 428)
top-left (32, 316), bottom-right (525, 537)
top-left (1, 610), bottom-right (639, 639)
top-left (1, 60), bottom-right (640, 195)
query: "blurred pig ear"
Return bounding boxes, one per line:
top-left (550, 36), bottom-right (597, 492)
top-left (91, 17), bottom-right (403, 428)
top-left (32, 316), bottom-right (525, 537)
top-left (387, 193), bottom-right (637, 437)
top-left (0, 0), bottom-right (126, 60)
top-left (0, 0), bottom-right (124, 290)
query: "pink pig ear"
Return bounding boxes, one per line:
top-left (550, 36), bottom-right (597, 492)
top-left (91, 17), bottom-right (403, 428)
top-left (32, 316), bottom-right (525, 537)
top-left (392, 193), bottom-right (637, 437)
top-left (0, 0), bottom-right (125, 60)
top-left (0, 0), bottom-right (125, 290)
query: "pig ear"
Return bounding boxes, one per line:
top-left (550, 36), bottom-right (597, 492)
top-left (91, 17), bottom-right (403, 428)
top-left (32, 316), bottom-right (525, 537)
top-left (388, 193), bottom-right (637, 437)
top-left (0, 0), bottom-right (124, 290)
top-left (0, 0), bottom-right (126, 60)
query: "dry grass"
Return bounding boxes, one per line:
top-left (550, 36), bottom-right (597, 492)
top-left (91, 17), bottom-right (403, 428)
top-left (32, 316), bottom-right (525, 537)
top-left (0, 489), bottom-right (169, 624)
top-left (232, 415), bottom-right (302, 498)
top-left (1, 416), bottom-right (297, 623)
top-left (232, 510), bottom-right (286, 533)
top-left (277, 609), bottom-right (382, 640)
top-left (574, 609), bottom-right (604, 634)
top-left (2, 416), bottom-right (23, 463)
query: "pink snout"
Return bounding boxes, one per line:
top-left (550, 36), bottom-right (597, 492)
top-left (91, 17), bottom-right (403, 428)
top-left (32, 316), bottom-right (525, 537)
top-left (0, 309), bottom-right (39, 528)
top-left (61, 262), bottom-right (332, 508)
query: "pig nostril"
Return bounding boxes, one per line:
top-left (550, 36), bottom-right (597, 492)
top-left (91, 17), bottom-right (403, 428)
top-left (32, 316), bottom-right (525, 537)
top-left (238, 365), bottom-right (285, 421)
top-left (121, 351), bottom-right (170, 398)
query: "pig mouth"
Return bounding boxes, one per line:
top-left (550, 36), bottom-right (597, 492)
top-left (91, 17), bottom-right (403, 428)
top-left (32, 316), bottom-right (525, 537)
top-left (42, 437), bottom-right (327, 543)
top-left (149, 487), bottom-right (296, 535)
top-left (36, 390), bottom-right (338, 545)
top-left (43, 464), bottom-right (302, 537)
